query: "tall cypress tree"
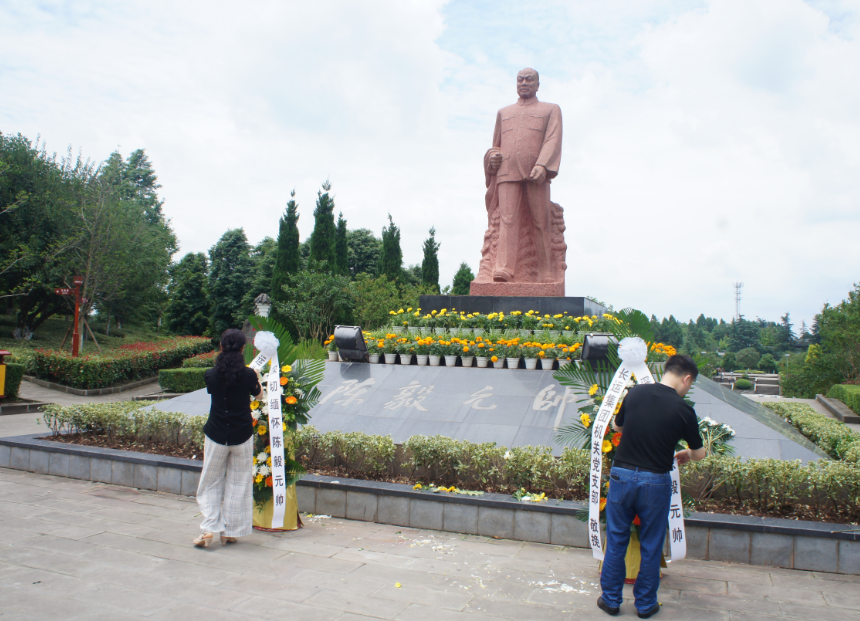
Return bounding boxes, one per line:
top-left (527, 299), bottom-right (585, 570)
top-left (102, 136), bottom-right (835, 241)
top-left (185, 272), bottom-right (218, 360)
top-left (378, 214), bottom-right (403, 283)
top-left (165, 252), bottom-right (210, 336)
top-left (335, 212), bottom-right (349, 276)
top-left (421, 227), bottom-right (440, 293)
top-left (271, 191), bottom-right (300, 292)
top-left (308, 180), bottom-right (337, 272)
top-left (208, 228), bottom-right (254, 337)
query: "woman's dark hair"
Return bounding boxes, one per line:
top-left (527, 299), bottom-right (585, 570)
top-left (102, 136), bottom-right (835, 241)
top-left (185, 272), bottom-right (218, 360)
top-left (215, 329), bottom-right (247, 387)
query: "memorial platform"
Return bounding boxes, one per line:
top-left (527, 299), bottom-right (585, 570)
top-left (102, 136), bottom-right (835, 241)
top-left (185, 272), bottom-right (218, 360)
top-left (418, 295), bottom-right (609, 317)
top-left (150, 364), bottom-right (824, 461)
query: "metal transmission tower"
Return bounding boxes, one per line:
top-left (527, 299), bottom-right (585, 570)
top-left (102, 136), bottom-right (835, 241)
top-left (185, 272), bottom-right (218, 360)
top-left (733, 282), bottom-right (744, 320)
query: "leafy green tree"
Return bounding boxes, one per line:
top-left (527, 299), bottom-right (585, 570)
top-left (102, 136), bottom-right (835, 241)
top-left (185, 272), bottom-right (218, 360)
top-left (402, 264), bottom-right (422, 286)
top-left (350, 273), bottom-right (401, 329)
top-left (165, 253), bottom-right (210, 335)
top-left (208, 229), bottom-right (253, 337)
top-left (335, 212), bottom-right (349, 276)
top-left (421, 227), bottom-right (440, 293)
top-left (649, 315), bottom-right (663, 342)
top-left (347, 228), bottom-right (381, 275)
top-left (758, 353), bottom-right (778, 373)
top-left (378, 214), bottom-right (402, 283)
top-left (308, 181), bottom-right (337, 272)
top-left (659, 316), bottom-right (685, 349)
top-left (239, 237), bottom-right (277, 318)
top-left (451, 262), bottom-right (474, 296)
top-left (271, 192), bottom-right (301, 326)
top-left (721, 351), bottom-right (737, 371)
top-left (275, 271), bottom-right (354, 342)
top-left (727, 318), bottom-right (760, 352)
top-left (736, 347), bottom-right (761, 370)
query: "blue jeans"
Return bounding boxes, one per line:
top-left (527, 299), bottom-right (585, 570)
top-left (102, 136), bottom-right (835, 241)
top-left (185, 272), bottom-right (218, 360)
top-left (600, 466), bottom-right (671, 613)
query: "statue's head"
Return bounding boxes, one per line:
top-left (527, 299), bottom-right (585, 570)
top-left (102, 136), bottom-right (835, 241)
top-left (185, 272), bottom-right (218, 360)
top-left (517, 68), bottom-right (539, 99)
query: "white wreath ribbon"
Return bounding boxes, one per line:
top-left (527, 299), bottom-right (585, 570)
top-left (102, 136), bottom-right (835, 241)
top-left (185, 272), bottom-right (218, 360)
top-left (249, 331), bottom-right (288, 529)
top-left (588, 336), bottom-right (686, 562)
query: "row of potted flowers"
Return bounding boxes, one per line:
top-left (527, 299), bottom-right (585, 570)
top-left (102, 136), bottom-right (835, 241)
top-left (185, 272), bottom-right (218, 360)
top-left (387, 307), bottom-right (623, 333)
top-left (366, 351), bottom-right (573, 369)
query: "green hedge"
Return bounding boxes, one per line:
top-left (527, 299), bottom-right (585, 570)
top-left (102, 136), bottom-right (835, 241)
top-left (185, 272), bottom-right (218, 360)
top-left (37, 405), bottom-right (860, 520)
top-left (763, 402), bottom-right (860, 462)
top-left (33, 337), bottom-right (212, 389)
top-left (42, 402), bottom-right (205, 448)
top-left (827, 384), bottom-right (860, 415)
top-left (182, 351), bottom-right (217, 368)
top-left (734, 378), bottom-right (753, 390)
top-left (158, 368), bottom-right (209, 393)
top-left (3, 363), bottom-right (26, 399)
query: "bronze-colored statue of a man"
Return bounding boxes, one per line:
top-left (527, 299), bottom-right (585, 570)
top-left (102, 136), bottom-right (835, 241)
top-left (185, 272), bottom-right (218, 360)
top-left (471, 68), bottom-right (567, 296)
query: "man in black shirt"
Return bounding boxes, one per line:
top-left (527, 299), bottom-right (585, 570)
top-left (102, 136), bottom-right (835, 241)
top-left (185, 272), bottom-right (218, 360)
top-left (598, 355), bottom-right (705, 619)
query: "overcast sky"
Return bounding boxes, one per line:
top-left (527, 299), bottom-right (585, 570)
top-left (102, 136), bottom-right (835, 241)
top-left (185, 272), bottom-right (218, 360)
top-left (2, 0), bottom-right (859, 330)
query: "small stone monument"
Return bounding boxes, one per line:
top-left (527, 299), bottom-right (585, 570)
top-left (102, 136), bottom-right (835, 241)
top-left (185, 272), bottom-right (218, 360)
top-left (471, 68), bottom-right (567, 297)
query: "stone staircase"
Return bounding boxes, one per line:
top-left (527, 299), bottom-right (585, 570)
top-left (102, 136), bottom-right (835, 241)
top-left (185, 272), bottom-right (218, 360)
top-left (714, 372), bottom-right (780, 395)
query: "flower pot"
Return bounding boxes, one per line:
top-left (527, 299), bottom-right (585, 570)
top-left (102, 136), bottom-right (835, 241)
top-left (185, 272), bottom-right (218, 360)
top-left (444, 355), bottom-right (458, 367)
top-left (369, 354), bottom-right (380, 364)
top-left (557, 359), bottom-right (571, 369)
top-left (519, 330), bottom-right (532, 338)
top-left (384, 353), bottom-right (398, 364)
top-left (408, 327), bottom-right (420, 334)
top-left (327, 351), bottom-right (339, 361)
top-left (416, 354), bottom-right (429, 366)
top-left (461, 356), bottom-right (474, 368)
top-left (476, 356), bottom-right (488, 368)
top-left (420, 327), bottom-right (432, 335)
top-left (506, 357), bottom-right (521, 370)
top-left (539, 357), bottom-right (555, 370)
top-left (492, 359), bottom-right (504, 369)
top-left (473, 328), bottom-right (485, 336)
top-left (549, 330), bottom-right (561, 339)
top-left (390, 326), bottom-right (404, 334)
top-left (399, 354), bottom-right (413, 365)
top-left (649, 362), bottom-right (666, 374)
top-left (429, 355), bottom-right (441, 366)
top-left (524, 358), bottom-right (538, 370)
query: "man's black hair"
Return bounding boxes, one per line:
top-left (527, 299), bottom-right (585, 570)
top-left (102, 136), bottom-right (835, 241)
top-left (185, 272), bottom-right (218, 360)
top-left (664, 354), bottom-right (698, 380)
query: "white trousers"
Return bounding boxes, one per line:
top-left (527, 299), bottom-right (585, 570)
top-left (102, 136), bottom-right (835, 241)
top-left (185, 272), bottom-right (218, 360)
top-left (196, 435), bottom-right (254, 537)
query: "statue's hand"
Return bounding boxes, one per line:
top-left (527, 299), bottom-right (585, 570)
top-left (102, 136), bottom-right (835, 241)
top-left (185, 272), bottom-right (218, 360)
top-left (488, 149), bottom-right (502, 174)
top-left (529, 165), bottom-right (547, 185)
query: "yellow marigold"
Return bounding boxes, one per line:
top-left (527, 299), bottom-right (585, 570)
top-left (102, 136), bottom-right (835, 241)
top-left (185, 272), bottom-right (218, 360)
top-left (258, 426), bottom-right (267, 435)
top-left (267, 457), bottom-right (272, 467)
top-left (538, 351), bottom-right (545, 358)
top-left (462, 346), bottom-right (469, 353)
top-left (413, 483), bottom-right (423, 490)
top-left (250, 400), bottom-right (260, 410)
top-left (491, 355), bottom-right (498, 363)
top-left (478, 343), bottom-right (485, 348)
top-left (281, 364), bottom-right (292, 373)
top-left (602, 440), bottom-right (612, 453)
top-left (255, 474), bottom-right (263, 483)
top-left (580, 413), bottom-right (591, 427)
top-left (588, 384), bottom-right (599, 396)
top-left (599, 497), bottom-right (607, 512)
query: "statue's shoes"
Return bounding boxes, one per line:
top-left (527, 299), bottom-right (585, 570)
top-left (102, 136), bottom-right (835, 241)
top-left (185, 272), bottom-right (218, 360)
top-left (493, 270), bottom-right (513, 282)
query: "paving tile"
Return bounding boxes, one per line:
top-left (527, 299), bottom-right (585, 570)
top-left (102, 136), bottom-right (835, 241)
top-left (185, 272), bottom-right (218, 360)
top-left (780, 601), bottom-right (860, 620)
top-left (728, 581), bottom-right (826, 606)
top-left (370, 581), bottom-right (473, 609)
top-left (150, 601), bottom-right (258, 621)
top-left (677, 591), bottom-right (782, 615)
top-left (304, 587), bottom-right (411, 618)
top-left (231, 596), bottom-right (342, 620)
top-left (824, 590), bottom-right (860, 609)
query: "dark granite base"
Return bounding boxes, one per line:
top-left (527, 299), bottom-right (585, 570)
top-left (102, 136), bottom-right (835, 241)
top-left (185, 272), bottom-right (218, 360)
top-left (419, 295), bottom-right (608, 317)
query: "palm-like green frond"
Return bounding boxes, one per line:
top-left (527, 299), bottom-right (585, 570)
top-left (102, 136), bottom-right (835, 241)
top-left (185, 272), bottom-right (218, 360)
top-left (555, 418), bottom-right (591, 450)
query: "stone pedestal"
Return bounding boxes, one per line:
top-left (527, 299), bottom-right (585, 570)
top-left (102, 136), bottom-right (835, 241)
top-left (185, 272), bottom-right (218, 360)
top-left (470, 281), bottom-right (564, 297)
top-left (419, 295), bottom-right (607, 317)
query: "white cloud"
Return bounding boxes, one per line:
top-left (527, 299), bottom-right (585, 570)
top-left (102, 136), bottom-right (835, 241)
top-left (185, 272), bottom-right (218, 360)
top-left (2, 0), bottom-right (859, 329)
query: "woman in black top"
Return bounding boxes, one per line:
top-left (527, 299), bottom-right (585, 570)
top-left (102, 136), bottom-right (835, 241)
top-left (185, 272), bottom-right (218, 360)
top-left (193, 329), bottom-right (263, 548)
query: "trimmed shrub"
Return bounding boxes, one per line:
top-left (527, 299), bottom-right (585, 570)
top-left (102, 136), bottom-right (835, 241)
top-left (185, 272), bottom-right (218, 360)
top-left (42, 402), bottom-right (206, 450)
top-left (763, 402), bottom-right (860, 462)
top-left (182, 351), bottom-right (218, 368)
top-left (33, 337), bottom-right (211, 389)
top-left (828, 384), bottom-right (860, 415)
top-left (733, 378), bottom-right (753, 390)
top-left (159, 368), bottom-right (208, 393)
top-left (2, 363), bottom-right (26, 399)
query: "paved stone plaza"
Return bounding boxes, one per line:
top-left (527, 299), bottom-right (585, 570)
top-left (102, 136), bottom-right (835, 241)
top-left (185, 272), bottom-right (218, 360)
top-left (1, 468), bottom-right (859, 620)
